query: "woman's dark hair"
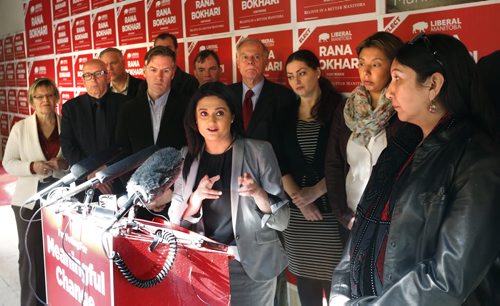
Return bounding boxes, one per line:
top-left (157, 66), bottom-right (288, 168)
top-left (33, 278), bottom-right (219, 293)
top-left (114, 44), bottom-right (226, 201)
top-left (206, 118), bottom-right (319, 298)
top-left (286, 49), bottom-right (343, 125)
top-left (396, 33), bottom-right (494, 135)
top-left (182, 82), bottom-right (242, 179)
top-left (356, 31), bottom-right (404, 62)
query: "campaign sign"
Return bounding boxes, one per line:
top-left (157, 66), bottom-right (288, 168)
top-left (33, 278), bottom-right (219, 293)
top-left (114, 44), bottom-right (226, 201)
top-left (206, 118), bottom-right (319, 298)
top-left (28, 59), bottom-right (56, 86)
top-left (187, 37), bottom-right (233, 84)
top-left (298, 20), bottom-right (377, 93)
top-left (18, 90), bottom-right (30, 116)
top-left (384, 3), bottom-right (500, 60)
top-left (60, 91), bottom-right (75, 115)
top-left (70, 0), bottom-right (91, 15)
top-left (236, 31), bottom-right (293, 86)
top-left (14, 33), bottom-right (26, 60)
top-left (123, 47), bottom-right (146, 79)
top-left (92, 9), bottom-right (117, 49)
top-left (42, 207), bottom-right (112, 306)
top-left (5, 63), bottom-right (16, 87)
top-left (73, 53), bottom-right (93, 88)
top-left (176, 42), bottom-right (187, 71)
top-left (297, 0), bottom-right (375, 22)
top-left (7, 90), bottom-right (18, 114)
top-left (4, 36), bottom-right (14, 62)
top-left (147, 0), bottom-right (183, 41)
top-left (233, 0), bottom-right (290, 30)
top-left (387, 0), bottom-right (483, 13)
top-left (56, 56), bottom-right (74, 88)
top-left (52, 0), bottom-right (70, 20)
top-left (55, 21), bottom-right (73, 54)
top-left (184, 0), bottom-right (230, 37)
top-left (0, 64), bottom-right (5, 87)
top-left (91, 0), bottom-right (114, 9)
top-left (117, 1), bottom-right (147, 46)
top-left (72, 15), bottom-right (93, 52)
top-left (16, 61), bottom-right (28, 88)
top-left (0, 90), bottom-right (7, 112)
top-left (25, 0), bottom-right (54, 57)
top-left (0, 114), bottom-right (9, 136)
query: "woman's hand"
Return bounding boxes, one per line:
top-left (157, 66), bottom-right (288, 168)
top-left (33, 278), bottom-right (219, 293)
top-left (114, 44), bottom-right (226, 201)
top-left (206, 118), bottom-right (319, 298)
top-left (290, 186), bottom-right (321, 208)
top-left (33, 160), bottom-right (52, 175)
top-left (46, 157), bottom-right (68, 171)
top-left (190, 175), bottom-right (222, 207)
top-left (299, 204), bottom-right (323, 221)
top-left (238, 172), bottom-right (271, 213)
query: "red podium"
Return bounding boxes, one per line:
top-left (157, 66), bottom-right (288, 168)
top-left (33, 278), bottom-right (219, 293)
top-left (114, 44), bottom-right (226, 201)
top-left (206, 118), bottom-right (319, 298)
top-left (42, 206), bottom-right (231, 306)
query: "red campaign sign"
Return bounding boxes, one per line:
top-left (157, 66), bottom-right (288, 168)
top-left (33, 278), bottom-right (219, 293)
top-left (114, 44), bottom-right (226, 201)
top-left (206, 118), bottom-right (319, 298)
top-left (187, 37), bottom-right (233, 84)
top-left (52, 0), bottom-right (69, 20)
top-left (384, 3), bottom-right (500, 61)
top-left (91, 0), bottom-right (114, 9)
top-left (117, 1), bottom-right (147, 46)
top-left (233, 0), bottom-right (290, 30)
top-left (92, 9), bottom-right (117, 49)
top-left (70, 0), bottom-right (90, 15)
top-left (25, 0), bottom-right (54, 57)
top-left (297, 0), bottom-right (375, 22)
top-left (184, 0), bottom-right (229, 37)
top-left (8, 90), bottom-right (18, 114)
top-left (0, 38), bottom-right (4, 62)
top-left (176, 42), bottom-right (187, 71)
top-left (54, 21), bottom-right (72, 54)
top-left (298, 20), bottom-right (377, 93)
top-left (0, 114), bottom-right (9, 136)
top-left (0, 64), bottom-right (5, 87)
top-left (5, 63), bottom-right (16, 87)
top-left (4, 36), bottom-right (14, 61)
top-left (123, 47), bottom-right (146, 79)
top-left (56, 56), bottom-right (74, 88)
top-left (236, 31), bottom-right (293, 86)
top-left (147, 0), bottom-right (183, 41)
top-left (14, 33), bottom-right (26, 60)
top-left (28, 59), bottom-right (56, 86)
top-left (59, 91), bottom-right (75, 115)
top-left (73, 53), bottom-right (93, 88)
top-left (16, 61), bottom-right (28, 88)
top-left (0, 90), bottom-right (7, 112)
top-left (72, 15), bottom-right (93, 52)
top-left (17, 90), bottom-right (30, 116)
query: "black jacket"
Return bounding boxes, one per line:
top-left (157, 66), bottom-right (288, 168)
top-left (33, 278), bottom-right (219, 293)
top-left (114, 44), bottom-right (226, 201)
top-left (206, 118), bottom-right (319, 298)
top-left (331, 121), bottom-right (500, 305)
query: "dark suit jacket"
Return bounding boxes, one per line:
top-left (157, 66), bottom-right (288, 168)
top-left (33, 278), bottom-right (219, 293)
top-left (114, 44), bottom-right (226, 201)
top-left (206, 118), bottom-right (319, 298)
top-left (60, 92), bottom-right (128, 166)
top-left (228, 79), bottom-right (296, 151)
top-left (172, 68), bottom-right (199, 99)
top-left (115, 88), bottom-right (188, 154)
top-left (126, 74), bottom-right (146, 98)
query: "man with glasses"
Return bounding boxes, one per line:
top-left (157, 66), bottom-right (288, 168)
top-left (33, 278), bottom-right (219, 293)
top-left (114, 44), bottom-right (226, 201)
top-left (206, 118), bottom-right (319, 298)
top-left (193, 49), bottom-right (222, 86)
top-left (99, 47), bottom-right (146, 98)
top-left (60, 59), bottom-right (128, 193)
top-left (229, 36), bottom-right (295, 306)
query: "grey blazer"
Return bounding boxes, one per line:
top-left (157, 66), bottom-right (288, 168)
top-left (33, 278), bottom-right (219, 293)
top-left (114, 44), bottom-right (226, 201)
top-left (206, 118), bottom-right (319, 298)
top-left (169, 138), bottom-right (289, 281)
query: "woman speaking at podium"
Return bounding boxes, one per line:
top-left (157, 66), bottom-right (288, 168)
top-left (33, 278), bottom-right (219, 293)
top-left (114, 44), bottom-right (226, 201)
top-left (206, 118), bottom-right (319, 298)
top-left (169, 82), bottom-right (289, 306)
top-left (2, 78), bottom-right (69, 306)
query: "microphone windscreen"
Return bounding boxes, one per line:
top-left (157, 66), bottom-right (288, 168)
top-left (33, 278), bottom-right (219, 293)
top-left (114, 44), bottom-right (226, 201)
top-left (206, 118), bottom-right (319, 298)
top-left (126, 147), bottom-right (183, 202)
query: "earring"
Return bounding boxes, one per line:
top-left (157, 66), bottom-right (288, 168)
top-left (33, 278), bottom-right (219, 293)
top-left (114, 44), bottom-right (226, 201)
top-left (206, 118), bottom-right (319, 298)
top-left (428, 101), bottom-right (437, 113)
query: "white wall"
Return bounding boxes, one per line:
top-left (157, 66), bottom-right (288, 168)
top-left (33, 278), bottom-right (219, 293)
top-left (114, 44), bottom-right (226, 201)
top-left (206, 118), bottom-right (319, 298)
top-left (0, 1), bottom-right (24, 36)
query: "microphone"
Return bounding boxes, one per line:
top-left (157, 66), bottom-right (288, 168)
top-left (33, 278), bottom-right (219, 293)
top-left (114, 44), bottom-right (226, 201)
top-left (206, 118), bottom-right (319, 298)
top-left (113, 147), bottom-right (183, 222)
top-left (42, 146), bottom-right (159, 207)
top-left (24, 145), bottom-right (125, 205)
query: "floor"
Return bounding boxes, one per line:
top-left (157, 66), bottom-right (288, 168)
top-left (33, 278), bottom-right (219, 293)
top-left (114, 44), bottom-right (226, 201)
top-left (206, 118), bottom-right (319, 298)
top-left (0, 205), bottom-right (21, 306)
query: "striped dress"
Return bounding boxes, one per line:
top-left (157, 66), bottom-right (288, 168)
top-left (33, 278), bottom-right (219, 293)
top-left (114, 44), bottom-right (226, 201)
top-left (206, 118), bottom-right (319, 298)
top-left (283, 119), bottom-right (344, 281)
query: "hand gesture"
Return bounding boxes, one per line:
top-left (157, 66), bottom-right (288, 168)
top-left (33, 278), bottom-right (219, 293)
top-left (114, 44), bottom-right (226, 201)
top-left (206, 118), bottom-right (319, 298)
top-left (33, 160), bottom-right (52, 176)
top-left (299, 204), bottom-right (323, 221)
top-left (46, 157), bottom-right (68, 171)
top-left (291, 186), bottom-right (320, 208)
top-left (190, 175), bottom-right (222, 207)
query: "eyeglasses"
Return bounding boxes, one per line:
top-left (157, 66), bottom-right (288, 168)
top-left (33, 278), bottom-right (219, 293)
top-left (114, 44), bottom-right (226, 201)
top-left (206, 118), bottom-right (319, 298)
top-left (33, 93), bottom-right (56, 100)
top-left (82, 70), bottom-right (107, 81)
top-left (409, 33), bottom-right (445, 70)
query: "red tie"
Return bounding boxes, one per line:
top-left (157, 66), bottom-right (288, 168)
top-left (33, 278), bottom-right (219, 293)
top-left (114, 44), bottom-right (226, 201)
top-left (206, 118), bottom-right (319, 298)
top-left (243, 89), bottom-right (254, 131)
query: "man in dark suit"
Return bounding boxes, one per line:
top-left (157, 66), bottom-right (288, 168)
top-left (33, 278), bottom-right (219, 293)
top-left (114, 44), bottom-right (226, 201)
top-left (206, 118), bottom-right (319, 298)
top-left (154, 33), bottom-right (199, 98)
top-left (60, 59), bottom-right (128, 193)
top-left (229, 36), bottom-right (295, 306)
top-left (99, 47), bottom-right (145, 98)
top-left (115, 46), bottom-right (188, 213)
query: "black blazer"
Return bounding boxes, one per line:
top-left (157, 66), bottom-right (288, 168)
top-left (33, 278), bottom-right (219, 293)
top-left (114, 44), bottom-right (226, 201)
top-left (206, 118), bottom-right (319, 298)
top-left (115, 88), bottom-right (188, 154)
top-left (172, 68), bottom-right (199, 99)
top-left (228, 79), bottom-right (296, 150)
top-left (60, 92), bottom-right (128, 166)
top-left (126, 74), bottom-right (146, 98)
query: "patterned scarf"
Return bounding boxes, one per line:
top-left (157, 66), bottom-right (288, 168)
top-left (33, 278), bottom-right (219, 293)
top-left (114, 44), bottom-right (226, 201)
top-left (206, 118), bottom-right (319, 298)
top-left (344, 85), bottom-right (395, 146)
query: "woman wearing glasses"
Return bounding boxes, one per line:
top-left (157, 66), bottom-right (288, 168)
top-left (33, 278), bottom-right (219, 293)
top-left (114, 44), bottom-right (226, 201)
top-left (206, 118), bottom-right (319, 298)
top-left (2, 78), bottom-right (68, 306)
top-left (325, 32), bottom-right (404, 231)
top-left (330, 34), bottom-right (500, 305)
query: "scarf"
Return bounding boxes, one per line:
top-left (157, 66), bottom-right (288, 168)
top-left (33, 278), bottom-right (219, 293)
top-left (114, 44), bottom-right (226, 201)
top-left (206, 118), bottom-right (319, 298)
top-left (344, 85), bottom-right (395, 146)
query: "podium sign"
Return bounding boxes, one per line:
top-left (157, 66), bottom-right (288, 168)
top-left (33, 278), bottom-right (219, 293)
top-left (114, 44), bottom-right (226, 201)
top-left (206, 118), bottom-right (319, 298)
top-left (42, 207), bottom-right (231, 306)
